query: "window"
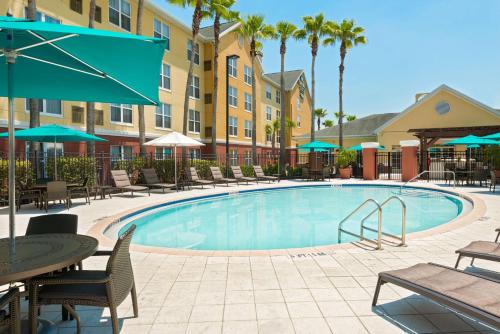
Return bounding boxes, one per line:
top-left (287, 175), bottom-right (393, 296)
top-left (155, 104), bottom-right (171, 129)
top-left (70, 0), bottom-right (83, 14)
top-left (276, 110), bottom-right (281, 118)
top-left (297, 115), bottom-right (301, 128)
top-left (25, 99), bottom-right (62, 116)
top-left (228, 86), bottom-right (238, 107)
top-left (188, 109), bottom-right (200, 133)
top-left (154, 19), bottom-right (170, 50)
top-left (204, 60), bottom-right (212, 71)
top-left (244, 151), bottom-right (252, 166)
top-left (229, 149), bottom-right (238, 166)
top-left (190, 149), bottom-right (201, 159)
top-left (228, 57), bottom-right (237, 77)
top-left (110, 103), bottom-right (132, 124)
top-left (266, 106), bottom-right (272, 121)
top-left (244, 93), bottom-right (252, 112)
top-left (95, 6), bottom-right (102, 23)
top-left (244, 120), bottom-right (252, 138)
top-left (297, 98), bottom-right (301, 110)
top-left (25, 8), bottom-right (60, 23)
top-left (276, 89), bottom-right (281, 104)
top-left (187, 40), bottom-right (200, 65)
top-left (160, 63), bottom-right (171, 90)
top-left (189, 76), bottom-right (200, 99)
top-left (95, 109), bottom-right (104, 125)
top-left (266, 133), bottom-right (272, 142)
top-left (228, 116), bottom-right (238, 136)
top-left (71, 106), bottom-right (84, 123)
top-left (111, 145), bottom-right (132, 160)
top-left (109, 0), bottom-right (131, 31)
top-left (155, 147), bottom-right (172, 159)
top-left (204, 94), bottom-right (212, 104)
top-left (265, 84), bottom-right (272, 100)
top-left (244, 65), bottom-right (252, 85)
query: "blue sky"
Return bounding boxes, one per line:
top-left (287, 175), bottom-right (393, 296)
top-left (153, 0), bottom-right (500, 121)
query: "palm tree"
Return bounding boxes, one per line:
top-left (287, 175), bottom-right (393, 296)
top-left (294, 14), bottom-right (332, 143)
top-left (236, 15), bottom-right (274, 163)
top-left (26, 0), bottom-right (40, 161)
top-left (346, 115), bottom-right (357, 122)
top-left (274, 21), bottom-right (297, 175)
top-left (325, 19), bottom-right (366, 148)
top-left (168, 0), bottom-right (205, 135)
top-left (86, 0), bottom-right (97, 156)
top-left (136, 0), bottom-right (147, 155)
top-left (206, 0), bottom-right (239, 156)
top-left (323, 119), bottom-right (334, 128)
top-left (314, 108), bottom-right (328, 131)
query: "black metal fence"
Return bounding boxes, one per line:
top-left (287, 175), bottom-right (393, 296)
top-left (376, 152), bottom-right (401, 180)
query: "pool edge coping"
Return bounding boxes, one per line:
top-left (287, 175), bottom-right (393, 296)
top-left (87, 181), bottom-right (487, 257)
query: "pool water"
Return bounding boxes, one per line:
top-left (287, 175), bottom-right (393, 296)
top-left (118, 186), bottom-right (466, 250)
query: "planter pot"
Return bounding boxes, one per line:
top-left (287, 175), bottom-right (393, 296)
top-left (339, 167), bottom-right (351, 179)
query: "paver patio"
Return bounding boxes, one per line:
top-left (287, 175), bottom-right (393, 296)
top-left (1, 179), bottom-right (499, 333)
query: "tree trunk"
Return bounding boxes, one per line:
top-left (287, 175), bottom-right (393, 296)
top-left (251, 40), bottom-right (257, 164)
top-left (86, 0), bottom-right (96, 156)
top-left (211, 15), bottom-right (220, 157)
top-left (27, 0), bottom-right (40, 170)
top-left (279, 40), bottom-right (286, 175)
top-left (338, 43), bottom-right (346, 148)
top-left (136, 0), bottom-right (146, 155)
top-left (310, 55), bottom-right (316, 142)
top-left (317, 116), bottom-right (321, 131)
top-left (272, 132), bottom-right (276, 155)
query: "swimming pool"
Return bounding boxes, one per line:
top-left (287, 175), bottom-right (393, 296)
top-left (115, 185), bottom-right (469, 251)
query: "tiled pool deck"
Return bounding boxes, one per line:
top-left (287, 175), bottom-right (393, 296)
top-left (1, 179), bottom-right (499, 333)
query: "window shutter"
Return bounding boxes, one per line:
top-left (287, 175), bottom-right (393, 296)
top-left (95, 109), bottom-right (104, 125)
top-left (204, 93), bottom-right (212, 104)
top-left (204, 60), bottom-right (212, 71)
top-left (70, 0), bottom-right (83, 14)
top-left (71, 106), bottom-right (84, 123)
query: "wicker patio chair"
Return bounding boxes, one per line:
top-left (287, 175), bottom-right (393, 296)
top-left (209, 166), bottom-right (237, 186)
top-left (253, 165), bottom-right (278, 183)
top-left (231, 166), bottom-right (257, 185)
top-left (16, 187), bottom-right (42, 211)
top-left (141, 168), bottom-right (175, 193)
top-left (43, 181), bottom-right (71, 212)
top-left (0, 287), bottom-right (21, 334)
top-left (29, 225), bottom-right (138, 334)
top-left (185, 167), bottom-right (215, 189)
top-left (68, 177), bottom-right (90, 205)
top-left (111, 170), bottom-right (150, 197)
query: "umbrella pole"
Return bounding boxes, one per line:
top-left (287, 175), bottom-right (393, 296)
top-left (54, 137), bottom-right (57, 180)
top-left (174, 146), bottom-right (177, 191)
top-left (6, 46), bottom-right (17, 259)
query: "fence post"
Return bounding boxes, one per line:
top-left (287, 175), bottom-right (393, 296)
top-left (400, 140), bottom-right (420, 182)
top-left (362, 142), bottom-right (379, 180)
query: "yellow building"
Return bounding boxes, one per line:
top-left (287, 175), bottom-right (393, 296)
top-left (295, 85), bottom-right (500, 152)
top-left (0, 0), bottom-right (312, 160)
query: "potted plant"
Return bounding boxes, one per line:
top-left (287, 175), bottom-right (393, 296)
top-left (337, 149), bottom-right (356, 179)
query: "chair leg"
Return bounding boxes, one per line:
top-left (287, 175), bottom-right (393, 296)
top-left (454, 254), bottom-right (462, 268)
top-left (470, 258), bottom-right (475, 267)
top-left (63, 304), bottom-right (80, 334)
top-left (372, 276), bottom-right (384, 306)
top-left (495, 231), bottom-right (500, 243)
top-left (109, 305), bottom-right (119, 334)
top-left (28, 283), bottom-right (38, 334)
top-left (131, 283), bottom-right (138, 318)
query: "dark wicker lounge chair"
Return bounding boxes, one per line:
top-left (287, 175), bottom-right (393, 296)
top-left (231, 166), bottom-right (257, 185)
top-left (111, 170), bottom-right (150, 196)
top-left (141, 168), bottom-right (175, 193)
top-left (0, 287), bottom-right (20, 334)
top-left (210, 166), bottom-right (236, 186)
top-left (68, 177), bottom-right (90, 205)
top-left (185, 167), bottom-right (215, 189)
top-left (29, 225), bottom-right (138, 334)
top-left (373, 263), bottom-right (500, 329)
top-left (253, 165), bottom-right (278, 183)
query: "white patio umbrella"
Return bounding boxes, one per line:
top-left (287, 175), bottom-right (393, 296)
top-left (144, 131), bottom-right (205, 190)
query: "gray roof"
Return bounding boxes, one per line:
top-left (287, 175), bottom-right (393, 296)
top-left (199, 21), bottom-right (239, 40)
top-left (296, 113), bottom-right (399, 139)
top-left (263, 70), bottom-right (304, 91)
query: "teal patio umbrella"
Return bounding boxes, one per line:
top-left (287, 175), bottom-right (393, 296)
top-left (0, 16), bottom-right (165, 258)
top-left (298, 141), bottom-right (340, 151)
top-left (444, 135), bottom-right (500, 146)
top-left (346, 144), bottom-right (385, 151)
top-left (466, 144), bottom-right (480, 149)
top-left (0, 124), bottom-right (107, 179)
top-left (483, 132), bottom-right (500, 140)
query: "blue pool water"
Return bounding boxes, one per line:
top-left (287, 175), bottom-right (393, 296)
top-left (118, 186), bottom-right (465, 250)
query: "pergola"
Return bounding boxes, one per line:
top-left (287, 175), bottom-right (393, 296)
top-left (408, 125), bottom-right (500, 171)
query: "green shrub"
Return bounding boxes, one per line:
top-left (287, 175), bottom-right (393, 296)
top-left (337, 149), bottom-right (356, 168)
top-left (0, 159), bottom-right (35, 189)
top-left (46, 157), bottom-right (96, 185)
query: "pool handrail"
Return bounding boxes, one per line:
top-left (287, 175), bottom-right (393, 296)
top-left (337, 199), bottom-right (383, 250)
top-left (360, 196), bottom-right (407, 246)
top-left (401, 170), bottom-right (456, 191)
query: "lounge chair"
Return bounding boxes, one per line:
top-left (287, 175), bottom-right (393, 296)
top-left (231, 166), bottom-right (257, 185)
top-left (29, 225), bottom-right (139, 334)
top-left (43, 181), bottom-right (71, 212)
top-left (141, 168), bottom-right (175, 193)
top-left (497, 227), bottom-right (500, 242)
top-left (253, 165), bottom-right (278, 183)
top-left (185, 167), bottom-right (215, 189)
top-left (454, 228), bottom-right (500, 268)
top-left (210, 166), bottom-right (236, 186)
top-left (111, 170), bottom-right (150, 196)
top-left (373, 263), bottom-right (500, 329)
